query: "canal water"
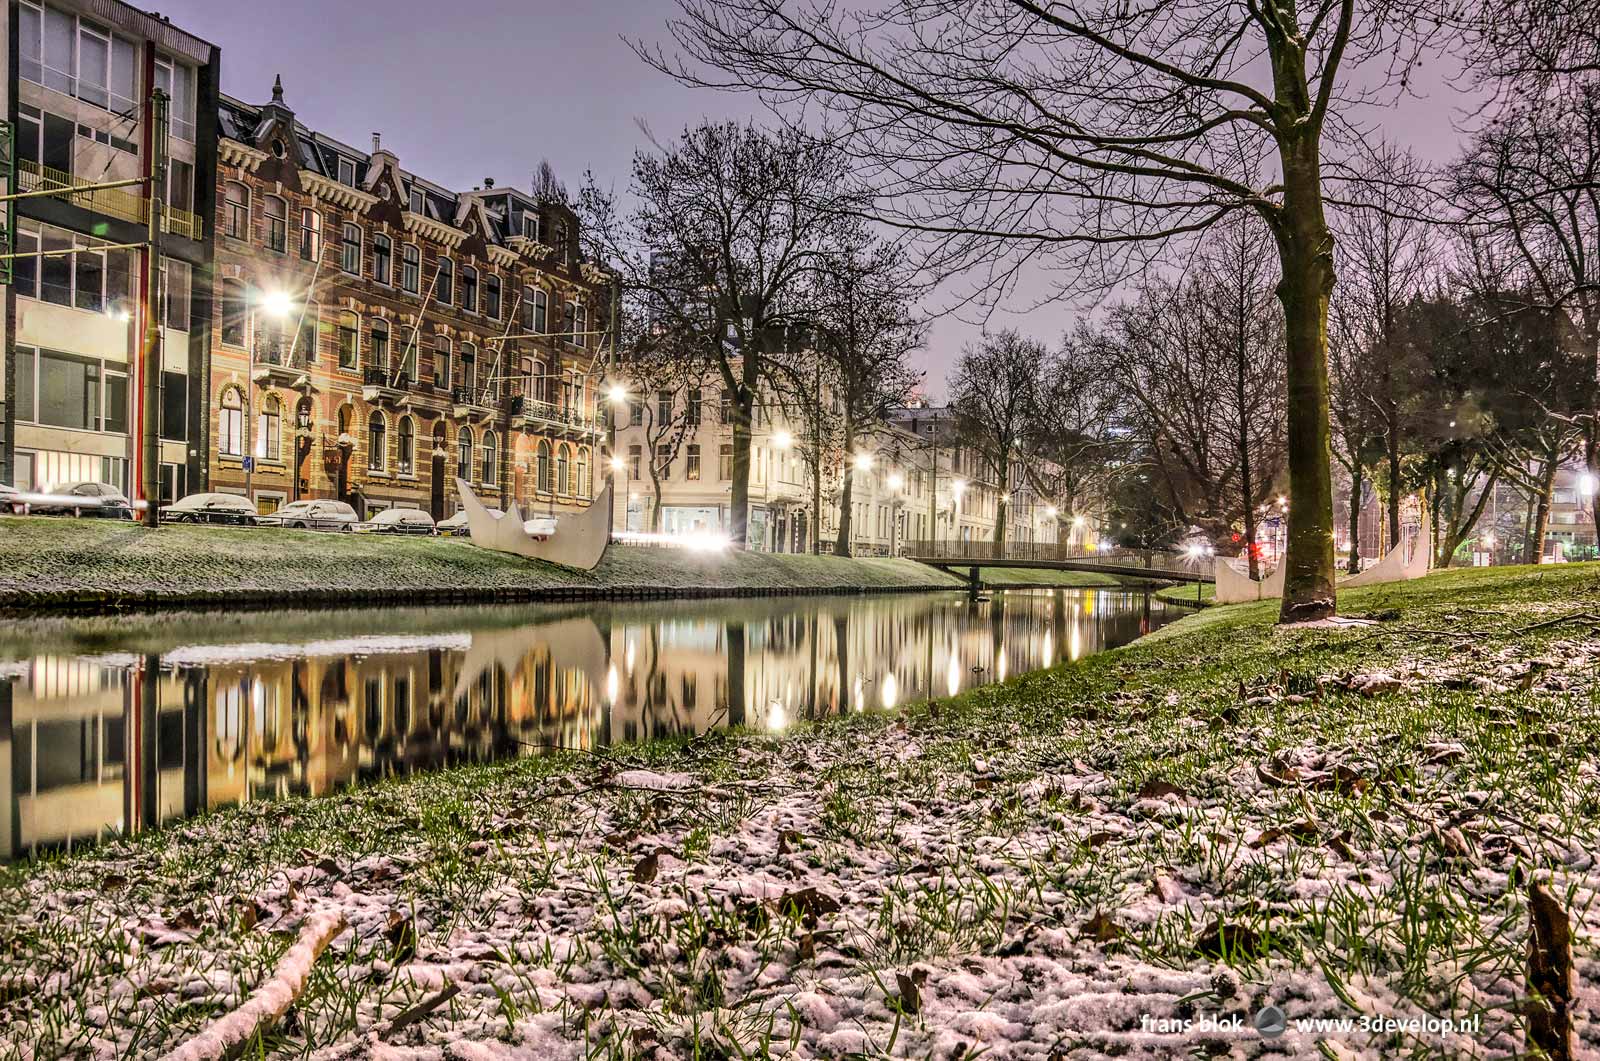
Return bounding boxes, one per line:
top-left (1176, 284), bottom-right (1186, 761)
top-left (0, 587), bottom-right (1177, 861)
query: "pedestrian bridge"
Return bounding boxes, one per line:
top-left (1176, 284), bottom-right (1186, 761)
top-left (904, 541), bottom-right (1215, 585)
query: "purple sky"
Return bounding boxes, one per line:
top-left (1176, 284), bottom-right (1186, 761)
top-left (159, 1), bottom-right (1480, 398)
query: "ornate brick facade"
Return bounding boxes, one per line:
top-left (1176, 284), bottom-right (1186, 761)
top-left (207, 78), bottom-right (609, 520)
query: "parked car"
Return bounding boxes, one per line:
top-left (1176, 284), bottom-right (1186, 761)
top-left (30, 481), bottom-right (133, 518)
top-left (160, 492), bottom-right (259, 526)
top-left (436, 509), bottom-right (496, 537)
top-left (362, 508), bottom-right (436, 535)
top-left (0, 483), bottom-right (25, 515)
top-left (263, 499), bottom-right (359, 531)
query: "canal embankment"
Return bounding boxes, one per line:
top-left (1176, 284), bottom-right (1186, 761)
top-left (2, 562), bottom-right (1596, 1057)
top-left (0, 517), bottom-right (1125, 614)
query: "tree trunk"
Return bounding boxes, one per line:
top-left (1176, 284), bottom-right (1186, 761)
top-left (993, 454), bottom-right (1009, 556)
top-left (1273, 131), bottom-right (1338, 623)
top-left (836, 451), bottom-right (856, 557)
top-left (1346, 464), bottom-right (1363, 575)
top-left (648, 464), bottom-right (664, 533)
top-left (1385, 422), bottom-right (1402, 553)
top-left (728, 389), bottom-right (755, 549)
top-left (1532, 455), bottom-right (1558, 563)
top-left (1237, 321), bottom-right (1260, 580)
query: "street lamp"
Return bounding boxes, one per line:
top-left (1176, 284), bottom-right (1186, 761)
top-left (245, 288), bottom-right (295, 501)
top-left (772, 429), bottom-right (793, 450)
top-left (607, 383), bottom-right (627, 405)
top-left (887, 471), bottom-right (905, 491)
top-left (853, 452), bottom-right (873, 471)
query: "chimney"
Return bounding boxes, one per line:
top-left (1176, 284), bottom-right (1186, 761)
top-left (372, 132), bottom-right (382, 153)
top-left (484, 177), bottom-right (495, 189)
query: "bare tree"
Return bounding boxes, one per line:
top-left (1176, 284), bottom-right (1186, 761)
top-left (580, 122), bottom-right (859, 547)
top-left (1453, 83), bottom-right (1600, 546)
top-left (646, 0), bottom-right (1448, 620)
top-left (1031, 334), bottom-right (1122, 535)
top-left (806, 241), bottom-right (926, 556)
top-left (617, 346), bottom-right (703, 533)
top-left (1456, 0), bottom-right (1600, 82)
top-left (947, 332), bottom-right (1049, 550)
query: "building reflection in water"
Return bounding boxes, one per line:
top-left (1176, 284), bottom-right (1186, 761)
top-left (0, 588), bottom-right (1171, 860)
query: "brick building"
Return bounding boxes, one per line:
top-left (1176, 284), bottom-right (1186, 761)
top-left (207, 78), bottom-right (610, 519)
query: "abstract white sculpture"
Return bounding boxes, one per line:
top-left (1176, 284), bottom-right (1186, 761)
top-left (453, 477), bottom-right (612, 570)
top-left (1212, 507), bottom-right (1431, 603)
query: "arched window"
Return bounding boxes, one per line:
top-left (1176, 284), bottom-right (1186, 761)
top-left (576, 447), bottom-right (590, 499)
top-left (557, 445), bottom-right (571, 495)
top-left (224, 181), bottom-right (250, 240)
top-left (460, 265), bottom-right (478, 313)
top-left (219, 388), bottom-right (243, 456)
top-left (536, 440), bottom-right (552, 494)
top-left (397, 416), bottom-right (415, 475)
top-left (401, 244), bottom-right (420, 293)
top-left (433, 335), bottom-right (452, 389)
top-left (337, 311), bottom-right (360, 369)
top-left (367, 411), bottom-right (387, 471)
top-left (256, 394), bottom-right (282, 461)
top-left (485, 275), bottom-right (502, 319)
top-left (521, 287), bottom-right (536, 331)
top-left (460, 342), bottom-right (476, 395)
top-left (340, 223), bottom-right (362, 274)
top-left (264, 194), bottom-right (287, 252)
top-left (372, 234), bottom-right (392, 285)
top-left (220, 279), bottom-right (248, 347)
top-left (371, 318), bottom-right (390, 373)
top-left (457, 428), bottom-right (474, 481)
top-left (481, 431), bottom-right (497, 485)
top-left (436, 258), bottom-right (454, 305)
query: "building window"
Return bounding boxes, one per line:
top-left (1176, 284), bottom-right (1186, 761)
top-left (299, 208), bottom-right (322, 261)
top-left (220, 280), bottom-right (248, 347)
top-left (485, 275), bottom-right (502, 319)
top-left (153, 58), bottom-right (196, 142)
top-left (371, 319), bottom-right (391, 373)
top-left (337, 311), bottom-right (360, 369)
top-left (219, 389), bottom-right (244, 456)
top-left (399, 333), bottom-right (418, 383)
top-left (401, 244), bottom-right (421, 293)
top-left (457, 428), bottom-right (474, 481)
top-left (264, 195), bottom-right (287, 253)
top-left (162, 371), bottom-right (188, 442)
top-left (408, 186), bottom-right (425, 215)
top-left (434, 336), bottom-right (452, 389)
top-left (523, 213), bottom-right (540, 240)
top-left (341, 224), bottom-right (362, 274)
top-left (656, 390), bottom-right (672, 424)
top-left (629, 402), bottom-right (643, 428)
top-left (577, 449), bottom-right (590, 498)
top-left (296, 301), bottom-right (320, 363)
top-left (460, 266), bottom-right (479, 313)
top-left (436, 258), bottom-right (454, 305)
top-left (531, 288), bottom-right (548, 334)
top-left (719, 444), bottom-right (733, 481)
top-left (397, 416), bottom-right (415, 475)
top-left (368, 412), bottom-right (387, 471)
top-left (686, 444), bottom-right (702, 481)
top-left (482, 431), bottom-right (498, 485)
top-left (720, 389), bottom-right (734, 423)
top-left (162, 259), bottom-right (191, 331)
top-left (557, 446), bottom-right (571, 495)
top-left (460, 343), bottom-right (477, 395)
top-left (224, 182), bottom-right (250, 240)
top-left (627, 446), bottom-right (642, 480)
top-left (687, 388), bottom-right (702, 426)
top-left (337, 157), bottom-right (357, 186)
top-left (11, 346), bottom-right (124, 433)
top-left (537, 441), bottom-right (552, 493)
top-left (256, 395), bottom-right (282, 462)
top-left (656, 445), bottom-right (672, 479)
top-left (373, 234), bottom-right (392, 285)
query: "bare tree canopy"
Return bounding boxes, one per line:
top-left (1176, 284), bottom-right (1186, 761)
top-left (1456, 0), bottom-right (1600, 81)
top-left (947, 331), bottom-right (1050, 548)
top-left (645, 0), bottom-right (1449, 620)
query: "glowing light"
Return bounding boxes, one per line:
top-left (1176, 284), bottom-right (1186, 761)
top-left (258, 290), bottom-right (294, 318)
top-left (1581, 474), bottom-right (1598, 497)
top-left (610, 529), bottom-right (730, 552)
top-left (1072, 515), bottom-right (1085, 528)
top-left (881, 672), bottom-right (899, 710)
top-left (887, 472), bottom-right (905, 490)
top-left (852, 675), bottom-right (865, 712)
top-left (853, 452), bottom-right (874, 471)
top-left (1185, 544), bottom-right (1202, 559)
top-left (1481, 533), bottom-right (1497, 548)
top-left (1069, 624), bottom-right (1083, 661)
top-left (605, 665), bottom-right (619, 704)
top-left (996, 648), bottom-right (1008, 682)
top-left (946, 654), bottom-right (961, 696)
top-left (768, 700), bottom-right (789, 731)
top-left (772, 430), bottom-right (793, 449)
top-left (952, 479), bottom-right (966, 497)
top-left (608, 456), bottom-right (624, 471)
top-left (624, 639), bottom-right (636, 673)
top-left (1045, 506), bottom-right (1058, 519)
top-left (607, 384), bottom-right (627, 404)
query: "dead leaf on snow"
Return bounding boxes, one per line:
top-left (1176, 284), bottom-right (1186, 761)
top-left (632, 853), bottom-right (659, 884)
top-left (1138, 778), bottom-right (1187, 800)
top-left (1080, 912), bottom-right (1124, 943)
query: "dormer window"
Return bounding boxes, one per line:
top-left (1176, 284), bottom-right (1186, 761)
top-left (409, 187), bottom-right (425, 215)
top-left (522, 214), bottom-right (540, 241)
top-left (337, 157), bottom-right (356, 186)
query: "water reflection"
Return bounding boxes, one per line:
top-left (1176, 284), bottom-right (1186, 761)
top-left (0, 588), bottom-right (1173, 860)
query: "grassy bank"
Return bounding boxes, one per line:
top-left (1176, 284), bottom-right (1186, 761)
top-left (976, 566), bottom-right (1123, 588)
top-left (1156, 580), bottom-right (1214, 606)
top-left (0, 516), bottom-right (964, 612)
top-left (4, 563), bottom-right (1598, 1058)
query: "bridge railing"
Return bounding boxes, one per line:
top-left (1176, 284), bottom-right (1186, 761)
top-left (904, 539), bottom-right (1200, 576)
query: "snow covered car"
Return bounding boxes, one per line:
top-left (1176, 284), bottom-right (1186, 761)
top-left (0, 483), bottom-right (26, 515)
top-left (262, 499), bottom-right (359, 531)
top-left (30, 481), bottom-right (133, 518)
top-left (436, 508), bottom-right (499, 536)
top-left (160, 492), bottom-right (258, 526)
top-left (362, 508), bottom-right (436, 535)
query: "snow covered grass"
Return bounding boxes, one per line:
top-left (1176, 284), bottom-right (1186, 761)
top-left (3, 563), bottom-right (1600, 1058)
top-left (0, 516), bottom-right (961, 611)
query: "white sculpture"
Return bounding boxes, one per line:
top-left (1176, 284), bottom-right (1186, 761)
top-left (453, 477), bottom-right (612, 570)
top-left (1212, 507), bottom-right (1432, 603)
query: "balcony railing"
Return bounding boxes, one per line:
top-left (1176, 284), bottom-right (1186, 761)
top-left (19, 160), bottom-right (204, 241)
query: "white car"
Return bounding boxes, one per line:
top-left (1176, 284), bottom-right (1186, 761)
top-left (264, 499), bottom-right (359, 531)
top-left (0, 483), bottom-right (25, 515)
top-left (436, 508), bottom-right (499, 536)
top-left (161, 492), bottom-right (258, 526)
top-left (363, 508), bottom-right (436, 535)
